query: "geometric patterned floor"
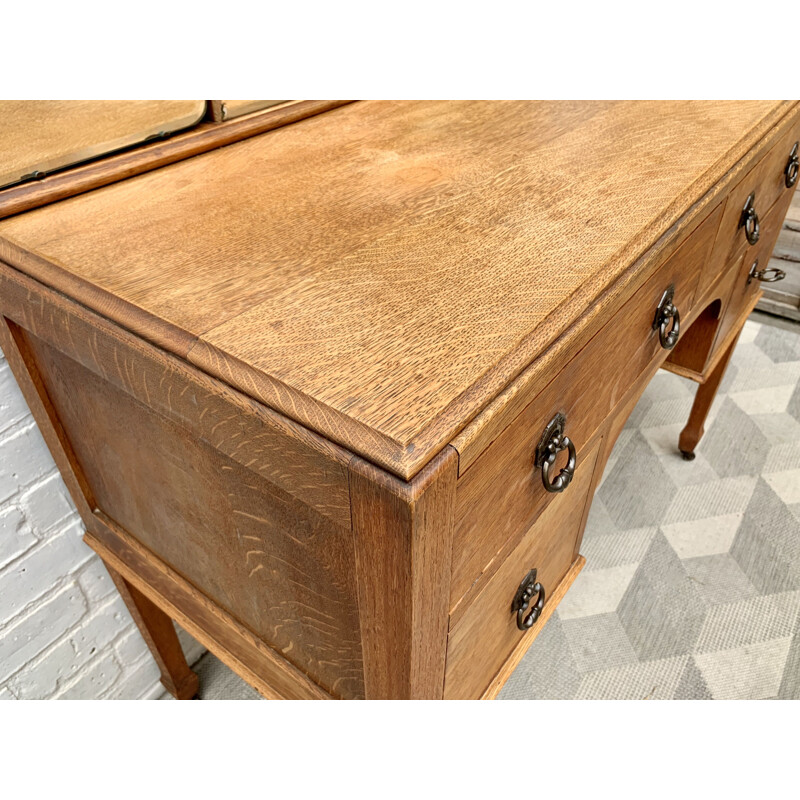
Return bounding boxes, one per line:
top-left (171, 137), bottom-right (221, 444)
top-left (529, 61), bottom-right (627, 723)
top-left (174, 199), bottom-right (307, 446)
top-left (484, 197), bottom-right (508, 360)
top-left (500, 317), bottom-right (800, 700)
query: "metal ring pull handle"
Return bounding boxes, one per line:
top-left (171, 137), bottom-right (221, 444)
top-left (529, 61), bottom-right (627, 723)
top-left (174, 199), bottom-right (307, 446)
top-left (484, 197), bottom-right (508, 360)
top-left (535, 413), bottom-right (577, 494)
top-left (748, 258), bottom-right (787, 285)
top-left (653, 284), bottom-right (681, 350)
top-left (740, 193), bottom-right (760, 245)
top-left (785, 142), bottom-right (799, 189)
top-left (512, 569), bottom-right (546, 631)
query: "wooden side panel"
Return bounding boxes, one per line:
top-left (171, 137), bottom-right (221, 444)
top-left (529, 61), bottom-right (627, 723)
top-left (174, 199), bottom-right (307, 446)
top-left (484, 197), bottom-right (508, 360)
top-left (0, 264), bottom-right (352, 528)
top-left (23, 330), bottom-right (365, 699)
top-left (85, 522), bottom-right (330, 700)
top-left (349, 448), bottom-right (458, 699)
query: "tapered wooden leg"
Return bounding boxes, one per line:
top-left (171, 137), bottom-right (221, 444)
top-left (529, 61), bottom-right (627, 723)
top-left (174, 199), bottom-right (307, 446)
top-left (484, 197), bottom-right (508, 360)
top-left (678, 328), bottom-right (742, 460)
top-left (106, 563), bottom-right (200, 699)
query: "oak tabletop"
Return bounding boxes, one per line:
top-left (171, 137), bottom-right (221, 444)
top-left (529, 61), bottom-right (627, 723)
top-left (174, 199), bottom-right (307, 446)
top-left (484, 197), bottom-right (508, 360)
top-left (0, 100), bottom-right (794, 478)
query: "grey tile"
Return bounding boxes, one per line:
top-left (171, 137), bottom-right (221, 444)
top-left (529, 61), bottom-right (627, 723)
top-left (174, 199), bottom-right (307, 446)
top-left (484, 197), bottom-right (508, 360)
top-left (599, 430), bottom-right (677, 530)
top-left (701, 397), bottom-right (770, 478)
top-left (617, 532), bottom-right (706, 661)
top-left (498, 614), bottom-right (580, 700)
top-left (683, 553), bottom-right (758, 606)
top-left (777, 609), bottom-right (800, 699)
top-left (561, 613), bottom-right (638, 673)
top-left (754, 323), bottom-right (800, 363)
top-left (673, 656), bottom-right (713, 699)
top-left (575, 655), bottom-right (689, 700)
top-left (789, 379), bottom-right (800, 424)
top-left (694, 591), bottom-right (800, 654)
top-left (580, 526), bottom-right (657, 571)
top-left (730, 479), bottom-right (800, 595)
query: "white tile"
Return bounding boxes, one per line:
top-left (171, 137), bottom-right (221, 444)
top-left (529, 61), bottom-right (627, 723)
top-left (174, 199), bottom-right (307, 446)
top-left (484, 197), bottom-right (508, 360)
top-left (738, 320), bottom-right (761, 344)
top-left (661, 514), bottom-right (742, 560)
top-left (694, 637), bottom-right (793, 700)
top-left (763, 469), bottom-right (800, 505)
top-left (730, 385), bottom-right (796, 416)
top-left (557, 563), bottom-right (638, 620)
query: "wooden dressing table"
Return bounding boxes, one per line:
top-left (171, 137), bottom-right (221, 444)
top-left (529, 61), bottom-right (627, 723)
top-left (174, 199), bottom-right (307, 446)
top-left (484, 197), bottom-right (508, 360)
top-left (0, 100), bottom-right (796, 699)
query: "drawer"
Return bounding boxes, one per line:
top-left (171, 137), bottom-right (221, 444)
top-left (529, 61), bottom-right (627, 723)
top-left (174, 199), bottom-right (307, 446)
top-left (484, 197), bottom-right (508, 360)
top-left (450, 205), bottom-right (719, 607)
top-left (715, 186), bottom-right (796, 350)
top-left (701, 116), bottom-right (800, 297)
top-left (444, 438), bottom-right (600, 699)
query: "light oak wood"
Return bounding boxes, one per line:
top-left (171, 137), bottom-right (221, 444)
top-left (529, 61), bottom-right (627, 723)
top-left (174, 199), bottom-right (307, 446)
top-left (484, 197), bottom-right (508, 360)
top-left (444, 440), bottom-right (599, 700)
top-left (0, 101), bottom-right (352, 219)
top-left (716, 188), bottom-right (797, 351)
top-left (0, 263), bottom-right (352, 527)
top-left (679, 328), bottom-right (743, 458)
top-left (349, 448), bottom-right (458, 699)
top-left (26, 330), bottom-right (364, 698)
top-left (106, 564), bottom-right (199, 700)
top-left (0, 101), bottom-right (206, 190)
top-left (480, 556), bottom-right (586, 700)
top-left (0, 101), bottom-right (795, 480)
top-left (1, 101), bottom-right (798, 701)
top-left (85, 521), bottom-right (330, 700)
top-left (702, 116), bottom-right (800, 294)
top-left (450, 205), bottom-right (720, 607)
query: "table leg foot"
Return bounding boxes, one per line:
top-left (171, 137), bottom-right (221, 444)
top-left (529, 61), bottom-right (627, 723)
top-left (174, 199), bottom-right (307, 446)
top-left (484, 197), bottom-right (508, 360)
top-left (678, 327), bottom-right (741, 460)
top-left (105, 561), bottom-right (200, 700)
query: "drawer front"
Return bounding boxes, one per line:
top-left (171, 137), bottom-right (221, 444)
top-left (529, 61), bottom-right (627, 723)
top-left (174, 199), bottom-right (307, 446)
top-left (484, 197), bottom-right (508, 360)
top-left (451, 206), bottom-right (719, 607)
top-left (701, 117), bottom-right (800, 297)
top-left (716, 186), bottom-right (796, 349)
top-left (445, 439), bottom-right (600, 699)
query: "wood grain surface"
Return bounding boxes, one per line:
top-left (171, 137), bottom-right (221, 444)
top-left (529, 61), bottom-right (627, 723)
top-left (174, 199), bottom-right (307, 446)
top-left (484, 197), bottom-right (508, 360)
top-left (0, 101), bottom-right (206, 189)
top-left (349, 448), bottom-right (457, 699)
top-left (106, 564), bottom-right (200, 699)
top-left (0, 263), bottom-right (353, 528)
top-left (444, 440), bottom-right (599, 699)
top-left (26, 331), bottom-right (364, 698)
top-left (0, 101), bottom-right (352, 220)
top-left (85, 522), bottom-right (331, 699)
top-left (0, 101), bottom-right (796, 481)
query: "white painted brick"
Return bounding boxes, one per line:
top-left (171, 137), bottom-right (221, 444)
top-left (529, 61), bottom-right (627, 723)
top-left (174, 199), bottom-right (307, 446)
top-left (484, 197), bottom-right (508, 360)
top-left (77, 556), bottom-right (118, 604)
top-left (0, 685), bottom-right (16, 700)
top-left (68, 593), bottom-right (131, 656)
top-left (114, 627), bottom-right (150, 666)
top-left (11, 636), bottom-right (85, 699)
top-left (0, 363), bottom-right (31, 435)
top-left (0, 525), bottom-right (91, 621)
top-left (20, 472), bottom-right (76, 535)
top-left (0, 505), bottom-right (37, 569)
top-left (0, 423), bottom-right (54, 502)
top-left (0, 583), bottom-right (87, 684)
top-left (8, 595), bottom-right (137, 699)
top-left (104, 657), bottom-right (161, 700)
top-left (54, 651), bottom-right (122, 700)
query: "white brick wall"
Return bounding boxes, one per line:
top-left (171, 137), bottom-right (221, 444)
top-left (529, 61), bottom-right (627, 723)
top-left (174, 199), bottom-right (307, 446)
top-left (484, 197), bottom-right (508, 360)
top-left (0, 344), bottom-right (204, 699)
